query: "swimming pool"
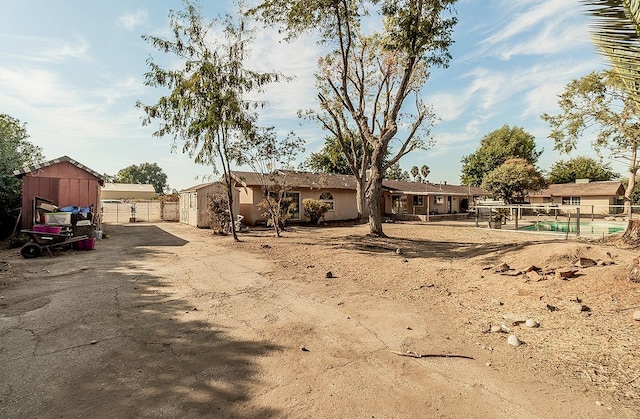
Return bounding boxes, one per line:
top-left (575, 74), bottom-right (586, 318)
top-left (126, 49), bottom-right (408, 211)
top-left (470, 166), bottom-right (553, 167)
top-left (520, 221), bottom-right (626, 235)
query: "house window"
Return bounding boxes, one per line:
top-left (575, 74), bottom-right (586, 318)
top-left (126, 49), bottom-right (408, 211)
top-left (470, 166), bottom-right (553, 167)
top-left (412, 195), bottom-right (424, 207)
top-left (391, 195), bottom-right (408, 214)
top-left (319, 191), bottom-right (334, 211)
top-left (435, 196), bottom-right (444, 204)
top-left (267, 191), bottom-right (301, 220)
top-left (561, 196), bottom-right (581, 205)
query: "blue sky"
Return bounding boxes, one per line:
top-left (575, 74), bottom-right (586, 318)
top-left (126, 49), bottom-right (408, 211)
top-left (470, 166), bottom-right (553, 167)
top-left (1, 0), bottom-right (610, 191)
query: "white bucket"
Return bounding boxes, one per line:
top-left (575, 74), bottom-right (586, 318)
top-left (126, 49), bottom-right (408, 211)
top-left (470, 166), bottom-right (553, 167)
top-left (94, 230), bottom-right (103, 240)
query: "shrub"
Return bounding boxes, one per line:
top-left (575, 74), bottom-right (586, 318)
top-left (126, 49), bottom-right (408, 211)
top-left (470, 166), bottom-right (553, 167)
top-left (303, 198), bottom-right (330, 225)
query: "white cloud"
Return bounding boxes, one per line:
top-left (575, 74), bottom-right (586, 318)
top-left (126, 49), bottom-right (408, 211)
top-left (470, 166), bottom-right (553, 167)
top-left (118, 10), bottom-right (148, 31)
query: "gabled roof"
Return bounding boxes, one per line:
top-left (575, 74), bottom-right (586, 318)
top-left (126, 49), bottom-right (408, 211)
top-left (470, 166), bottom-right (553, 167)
top-left (102, 183), bottom-right (156, 193)
top-left (381, 179), bottom-right (490, 196)
top-left (231, 170), bottom-right (358, 190)
top-left (13, 155), bottom-right (105, 185)
top-left (180, 181), bottom-right (227, 193)
top-left (531, 180), bottom-right (625, 198)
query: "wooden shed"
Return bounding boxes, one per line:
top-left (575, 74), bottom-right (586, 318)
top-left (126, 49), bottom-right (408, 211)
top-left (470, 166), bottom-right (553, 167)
top-left (13, 156), bottom-right (105, 229)
top-left (179, 182), bottom-right (240, 228)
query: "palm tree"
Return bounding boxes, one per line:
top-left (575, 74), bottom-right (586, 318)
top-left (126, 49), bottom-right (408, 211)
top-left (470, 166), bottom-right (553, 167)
top-left (582, 1), bottom-right (640, 104)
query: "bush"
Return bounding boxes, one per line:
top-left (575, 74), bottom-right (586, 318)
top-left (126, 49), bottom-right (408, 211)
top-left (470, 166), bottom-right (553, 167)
top-left (303, 198), bottom-right (330, 225)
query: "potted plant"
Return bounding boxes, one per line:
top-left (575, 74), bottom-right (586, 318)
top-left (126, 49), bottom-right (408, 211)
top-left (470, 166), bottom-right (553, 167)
top-left (489, 209), bottom-right (508, 229)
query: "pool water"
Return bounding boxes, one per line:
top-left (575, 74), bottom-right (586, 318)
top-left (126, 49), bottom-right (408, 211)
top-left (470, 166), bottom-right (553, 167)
top-left (520, 221), bottom-right (626, 235)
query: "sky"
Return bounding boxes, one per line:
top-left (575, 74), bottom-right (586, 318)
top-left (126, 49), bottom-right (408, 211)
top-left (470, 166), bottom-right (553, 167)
top-left (1, 0), bottom-right (611, 191)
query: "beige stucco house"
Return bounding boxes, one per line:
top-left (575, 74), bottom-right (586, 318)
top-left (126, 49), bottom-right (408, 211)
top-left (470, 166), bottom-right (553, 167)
top-left (231, 170), bottom-right (358, 225)
top-left (179, 182), bottom-right (240, 228)
top-left (381, 179), bottom-right (489, 219)
top-left (528, 180), bottom-right (625, 215)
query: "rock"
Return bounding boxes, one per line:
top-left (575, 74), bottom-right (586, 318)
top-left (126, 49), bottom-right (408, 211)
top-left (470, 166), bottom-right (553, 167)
top-left (570, 302), bottom-right (590, 313)
top-left (555, 269), bottom-right (577, 280)
top-left (403, 259), bottom-right (409, 263)
top-left (595, 401), bottom-right (603, 407)
top-left (525, 318), bottom-right (539, 328)
top-left (260, 244), bottom-right (271, 249)
top-left (523, 265), bottom-right (540, 273)
top-left (507, 335), bottom-right (521, 347)
top-left (326, 271), bottom-right (334, 279)
top-left (489, 324), bottom-right (501, 333)
top-left (90, 340), bottom-right (98, 345)
top-left (632, 311), bottom-right (640, 321)
top-left (526, 270), bottom-right (544, 282)
top-left (395, 248), bottom-right (403, 255)
top-left (301, 346), bottom-right (310, 352)
top-left (573, 257), bottom-right (596, 268)
top-left (500, 324), bottom-right (511, 333)
top-left (596, 260), bottom-right (614, 266)
top-left (337, 300), bottom-right (344, 306)
top-left (493, 263), bottom-right (511, 273)
top-left (406, 326), bottom-right (412, 330)
top-left (491, 298), bottom-right (503, 306)
top-left (502, 313), bottom-right (527, 325)
top-left (486, 362), bottom-right (491, 367)
top-left (546, 304), bottom-right (558, 312)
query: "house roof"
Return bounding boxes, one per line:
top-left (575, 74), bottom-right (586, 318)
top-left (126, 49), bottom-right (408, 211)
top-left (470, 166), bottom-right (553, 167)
top-left (231, 170), bottom-right (358, 190)
top-left (381, 179), bottom-right (490, 196)
top-left (531, 180), bottom-right (625, 198)
top-left (180, 181), bottom-right (227, 193)
top-left (13, 155), bottom-right (105, 185)
top-left (102, 183), bottom-right (156, 193)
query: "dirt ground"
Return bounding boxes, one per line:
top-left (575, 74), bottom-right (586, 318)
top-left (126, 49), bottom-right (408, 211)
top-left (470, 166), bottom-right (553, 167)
top-left (1, 220), bottom-right (639, 418)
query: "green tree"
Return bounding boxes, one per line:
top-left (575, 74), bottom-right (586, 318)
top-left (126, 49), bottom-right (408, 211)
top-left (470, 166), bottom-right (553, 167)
top-left (137, 1), bottom-right (281, 241)
top-left (251, 0), bottom-right (457, 237)
top-left (460, 125), bottom-right (542, 187)
top-left (542, 70), bottom-right (640, 213)
top-left (481, 158), bottom-right (547, 204)
top-left (547, 156), bottom-right (619, 184)
top-left (0, 114), bottom-right (44, 237)
top-left (421, 164), bottom-right (430, 182)
top-left (116, 162), bottom-right (169, 194)
top-left (302, 136), bottom-right (355, 175)
top-left (385, 162), bottom-right (409, 181)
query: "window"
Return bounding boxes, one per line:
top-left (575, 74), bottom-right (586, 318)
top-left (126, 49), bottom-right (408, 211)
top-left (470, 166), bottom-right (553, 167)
top-left (435, 196), bottom-right (444, 204)
top-left (270, 191), bottom-right (301, 220)
top-left (561, 196), bottom-right (581, 205)
top-left (190, 193), bottom-right (197, 209)
top-left (391, 195), bottom-right (408, 214)
top-left (412, 195), bottom-right (424, 207)
top-left (319, 191), bottom-right (334, 211)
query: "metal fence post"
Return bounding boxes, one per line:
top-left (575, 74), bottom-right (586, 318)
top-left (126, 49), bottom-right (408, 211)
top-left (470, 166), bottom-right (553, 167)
top-left (576, 208), bottom-right (580, 237)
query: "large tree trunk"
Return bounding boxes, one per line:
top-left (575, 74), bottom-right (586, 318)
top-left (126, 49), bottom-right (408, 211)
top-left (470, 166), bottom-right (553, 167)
top-left (367, 149), bottom-right (385, 236)
top-left (622, 219), bottom-right (640, 244)
top-left (356, 177), bottom-right (369, 222)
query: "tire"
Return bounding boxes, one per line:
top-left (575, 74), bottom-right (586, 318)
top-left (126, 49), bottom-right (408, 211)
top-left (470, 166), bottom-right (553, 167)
top-left (21, 243), bottom-right (42, 259)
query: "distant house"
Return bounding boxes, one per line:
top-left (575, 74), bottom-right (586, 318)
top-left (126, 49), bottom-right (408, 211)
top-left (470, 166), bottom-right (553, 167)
top-left (101, 183), bottom-right (156, 201)
top-left (381, 179), bottom-right (489, 219)
top-left (529, 180), bottom-right (625, 215)
top-left (231, 170), bottom-right (358, 225)
top-left (179, 182), bottom-right (239, 228)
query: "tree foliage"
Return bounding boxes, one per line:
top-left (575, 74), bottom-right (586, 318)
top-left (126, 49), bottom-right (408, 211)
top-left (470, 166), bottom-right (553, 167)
top-left (541, 70), bottom-right (640, 212)
top-left (547, 156), bottom-right (619, 184)
top-left (236, 127), bottom-right (305, 237)
top-left (251, 0), bottom-right (457, 236)
top-left (460, 125), bottom-right (542, 187)
top-left (384, 162), bottom-right (409, 181)
top-left (116, 162), bottom-right (169, 194)
top-left (481, 158), bottom-right (547, 204)
top-left (0, 114), bottom-right (44, 238)
top-left (302, 136), bottom-right (356, 174)
top-left (137, 1), bottom-right (282, 241)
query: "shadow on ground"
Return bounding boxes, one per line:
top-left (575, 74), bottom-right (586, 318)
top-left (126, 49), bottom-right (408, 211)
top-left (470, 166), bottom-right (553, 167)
top-left (0, 223), bottom-right (281, 418)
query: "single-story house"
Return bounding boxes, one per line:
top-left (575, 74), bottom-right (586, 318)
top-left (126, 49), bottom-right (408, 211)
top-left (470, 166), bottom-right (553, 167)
top-left (179, 182), bottom-right (240, 228)
top-left (101, 183), bottom-right (156, 201)
top-left (231, 170), bottom-right (359, 225)
top-left (381, 179), bottom-right (490, 219)
top-left (13, 155), bottom-right (105, 229)
top-left (528, 180), bottom-right (625, 215)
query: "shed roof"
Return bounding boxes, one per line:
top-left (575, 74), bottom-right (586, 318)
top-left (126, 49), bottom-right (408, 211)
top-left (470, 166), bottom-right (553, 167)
top-left (531, 181), bottom-right (625, 198)
top-left (232, 170), bottom-right (358, 190)
top-left (13, 155), bottom-right (105, 185)
top-left (180, 181), bottom-right (227, 193)
top-left (102, 183), bottom-right (156, 193)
